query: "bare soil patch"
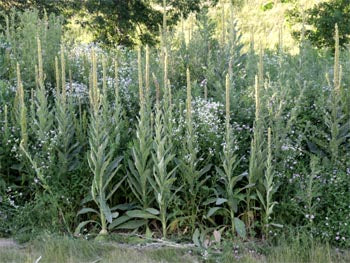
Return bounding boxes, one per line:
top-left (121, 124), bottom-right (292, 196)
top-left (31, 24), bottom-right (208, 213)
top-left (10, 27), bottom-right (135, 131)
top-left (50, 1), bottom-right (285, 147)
top-left (0, 238), bottom-right (18, 248)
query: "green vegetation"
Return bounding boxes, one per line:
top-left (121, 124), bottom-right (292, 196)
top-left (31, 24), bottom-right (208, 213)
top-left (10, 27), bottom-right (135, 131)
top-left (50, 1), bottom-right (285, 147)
top-left (0, 1), bottom-right (349, 262)
top-left (1, 234), bottom-right (350, 263)
top-left (0, 0), bottom-right (219, 46)
top-left (288, 0), bottom-right (350, 48)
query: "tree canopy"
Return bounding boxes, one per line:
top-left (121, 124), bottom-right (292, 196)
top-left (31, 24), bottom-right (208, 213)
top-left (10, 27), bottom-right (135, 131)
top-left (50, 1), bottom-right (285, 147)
top-left (288, 0), bottom-right (350, 48)
top-left (1, 0), bottom-right (218, 47)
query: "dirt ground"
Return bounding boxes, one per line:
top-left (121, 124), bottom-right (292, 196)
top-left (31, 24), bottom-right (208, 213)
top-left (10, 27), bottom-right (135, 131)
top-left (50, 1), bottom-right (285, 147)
top-left (0, 239), bottom-right (18, 248)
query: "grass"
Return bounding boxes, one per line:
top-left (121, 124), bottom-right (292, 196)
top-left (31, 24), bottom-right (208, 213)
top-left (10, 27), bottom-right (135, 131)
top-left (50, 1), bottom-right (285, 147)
top-left (1, 235), bottom-right (350, 263)
top-left (0, 235), bottom-right (195, 263)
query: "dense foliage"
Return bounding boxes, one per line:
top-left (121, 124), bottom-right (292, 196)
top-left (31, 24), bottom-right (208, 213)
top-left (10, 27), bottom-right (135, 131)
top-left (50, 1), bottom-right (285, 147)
top-left (288, 0), bottom-right (350, 48)
top-left (0, 7), bottom-right (349, 255)
top-left (0, 0), bottom-right (218, 47)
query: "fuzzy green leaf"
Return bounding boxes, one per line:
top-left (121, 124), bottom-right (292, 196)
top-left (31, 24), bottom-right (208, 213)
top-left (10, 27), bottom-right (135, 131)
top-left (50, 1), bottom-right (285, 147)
top-left (234, 217), bottom-right (246, 239)
top-left (207, 207), bottom-right (221, 218)
top-left (192, 228), bottom-right (201, 247)
top-left (108, 215), bottom-right (130, 230)
top-left (115, 219), bottom-right (147, 230)
top-left (77, 207), bottom-right (99, 216)
top-left (126, 210), bottom-right (159, 220)
top-left (145, 208), bottom-right (160, 215)
top-left (216, 198), bottom-right (227, 205)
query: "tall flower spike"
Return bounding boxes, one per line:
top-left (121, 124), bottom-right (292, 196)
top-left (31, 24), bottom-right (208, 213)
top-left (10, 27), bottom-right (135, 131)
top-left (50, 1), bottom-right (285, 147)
top-left (16, 63), bottom-right (24, 106)
top-left (255, 75), bottom-right (260, 121)
top-left (152, 72), bottom-right (160, 106)
top-left (61, 44), bottom-right (66, 100)
top-left (138, 47), bottom-right (144, 106)
top-left (258, 45), bottom-right (264, 89)
top-left (102, 55), bottom-right (107, 95)
top-left (163, 47), bottom-right (168, 98)
top-left (35, 65), bottom-right (39, 90)
top-left (114, 59), bottom-right (119, 100)
top-left (5, 15), bottom-right (10, 41)
top-left (37, 36), bottom-right (44, 88)
top-left (167, 79), bottom-right (172, 106)
top-left (267, 127), bottom-right (272, 166)
top-left (4, 105), bottom-right (8, 133)
top-left (186, 68), bottom-right (192, 121)
top-left (189, 15), bottom-right (193, 41)
top-left (16, 63), bottom-right (28, 147)
top-left (334, 24), bottom-right (340, 93)
top-left (90, 50), bottom-right (100, 114)
top-left (55, 56), bottom-right (60, 95)
top-left (225, 73), bottom-right (230, 130)
top-left (145, 45), bottom-right (150, 100)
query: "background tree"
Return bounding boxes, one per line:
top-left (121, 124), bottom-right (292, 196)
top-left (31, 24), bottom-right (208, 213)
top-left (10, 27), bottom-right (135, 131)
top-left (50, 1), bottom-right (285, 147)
top-left (79, 0), bottom-right (218, 47)
top-left (0, 0), bottom-right (77, 18)
top-left (287, 0), bottom-right (350, 48)
top-left (0, 0), bottom-right (218, 47)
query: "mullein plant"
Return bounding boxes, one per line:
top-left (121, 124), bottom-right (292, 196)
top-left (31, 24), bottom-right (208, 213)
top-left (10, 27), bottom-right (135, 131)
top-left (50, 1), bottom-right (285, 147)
top-left (55, 56), bottom-right (60, 95)
top-left (325, 24), bottom-right (348, 166)
top-left (227, 5), bottom-right (245, 67)
top-left (150, 99), bottom-right (177, 238)
top-left (21, 37), bottom-right (54, 187)
top-left (12, 63), bottom-right (28, 185)
top-left (179, 69), bottom-right (211, 231)
top-left (75, 50), bottom-right (123, 237)
top-left (328, 24), bottom-right (341, 164)
top-left (100, 55), bottom-right (116, 142)
top-left (5, 15), bottom-right (10, 42)
top-left (32, 36), bottom-right (54, 172)
top-left (148, 46), bottom-right (177, 238)
top-left (73, 64), bottom-right (88, 149)
top-left (110, 58), bottom-right (123, 157)
top-left (33, 36), bottom-right (54, 146)
top-left (161, 48), bottom-right (174, 140)
top-left (246, 74), bottom-right (266, 235)
top-left (256, 127), bottom-right (280, 238)
top-left (303, 156), bottom-right (322, 230)
top-left (127, 47), bottom-right (156, 233)
top-left (20, 37), bottom-right (70, 232)
top-left (145, 45), bottom-right (151, 111)
top-left (54, 45), bottom-right (79, 178)
top-left (311, 25), bottom-right (350, 167)
top-left (215, 74), bottom-right (247, 238)
top-left (102, 55), bottom-right (127, 206)
top-left (14, 63), bottom-right (28, 149)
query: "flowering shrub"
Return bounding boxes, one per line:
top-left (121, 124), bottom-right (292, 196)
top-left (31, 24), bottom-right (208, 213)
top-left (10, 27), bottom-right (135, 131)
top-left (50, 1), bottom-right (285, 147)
top-left (172, 97), bottom-right (225, 163)
top-left (314, 170), bottom-right (350, 246)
